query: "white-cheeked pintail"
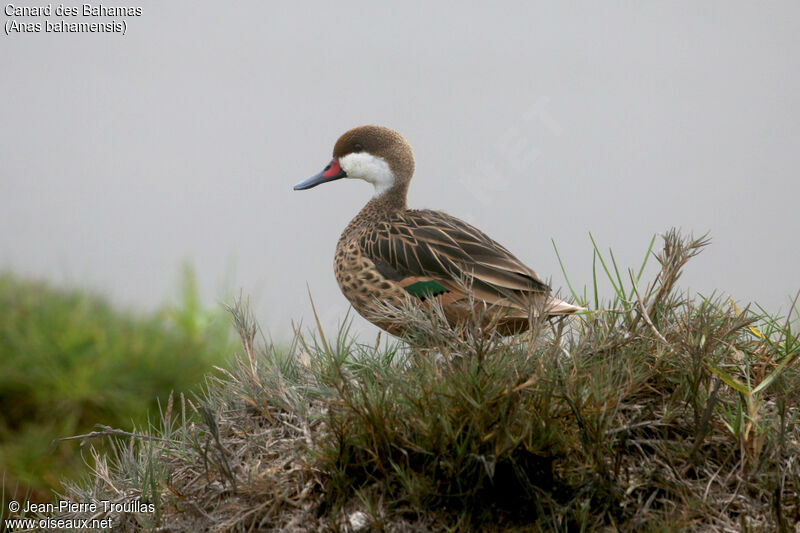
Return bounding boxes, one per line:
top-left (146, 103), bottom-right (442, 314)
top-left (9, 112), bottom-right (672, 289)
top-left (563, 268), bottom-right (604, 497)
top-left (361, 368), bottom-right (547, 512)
top-left (294, 125), bottom-right (582, 336)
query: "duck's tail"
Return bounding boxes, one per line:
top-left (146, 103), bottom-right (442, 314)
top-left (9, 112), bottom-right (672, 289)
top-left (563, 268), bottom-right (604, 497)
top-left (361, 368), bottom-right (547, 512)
top-left (543, 296), bottom-right (585, 316)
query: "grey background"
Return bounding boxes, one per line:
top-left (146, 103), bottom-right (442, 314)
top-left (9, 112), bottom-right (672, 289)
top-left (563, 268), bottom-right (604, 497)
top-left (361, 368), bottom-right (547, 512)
top-left (2, 2), bottom-right (798, 340)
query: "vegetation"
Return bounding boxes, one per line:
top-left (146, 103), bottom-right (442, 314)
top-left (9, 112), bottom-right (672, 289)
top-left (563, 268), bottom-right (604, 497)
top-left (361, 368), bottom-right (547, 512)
top-left (16, 231), bottom-right (800, 531)
top-left (0, 266), bottom-right (235, 509)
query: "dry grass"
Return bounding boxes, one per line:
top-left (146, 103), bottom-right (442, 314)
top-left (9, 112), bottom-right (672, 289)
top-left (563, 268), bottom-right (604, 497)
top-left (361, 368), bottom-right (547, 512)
top-left (33, 230), bottom-right (800, 532)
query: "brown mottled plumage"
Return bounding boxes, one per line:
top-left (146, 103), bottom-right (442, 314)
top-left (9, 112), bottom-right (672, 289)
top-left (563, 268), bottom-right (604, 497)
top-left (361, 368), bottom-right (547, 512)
top-left (294, 125), bottom-right (582, 336)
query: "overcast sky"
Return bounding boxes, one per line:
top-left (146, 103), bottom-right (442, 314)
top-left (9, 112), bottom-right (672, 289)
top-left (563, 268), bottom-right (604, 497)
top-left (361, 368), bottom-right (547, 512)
top-left (2, 2), bottom-right (798, 340)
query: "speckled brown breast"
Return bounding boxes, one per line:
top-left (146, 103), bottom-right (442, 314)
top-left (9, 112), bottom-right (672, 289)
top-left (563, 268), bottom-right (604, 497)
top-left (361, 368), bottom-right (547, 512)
top-left (334, 237), bottom-right (410, 333)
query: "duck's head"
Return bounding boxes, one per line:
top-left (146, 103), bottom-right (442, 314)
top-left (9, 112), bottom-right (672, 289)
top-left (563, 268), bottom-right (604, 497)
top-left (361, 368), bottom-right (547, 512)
top-left (294, 125), bottom-right (415, 199)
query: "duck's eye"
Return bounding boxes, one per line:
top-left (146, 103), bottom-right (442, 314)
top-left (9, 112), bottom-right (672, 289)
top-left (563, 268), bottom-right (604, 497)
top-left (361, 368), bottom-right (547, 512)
top-left (353, 143), bottom-right (363, 153)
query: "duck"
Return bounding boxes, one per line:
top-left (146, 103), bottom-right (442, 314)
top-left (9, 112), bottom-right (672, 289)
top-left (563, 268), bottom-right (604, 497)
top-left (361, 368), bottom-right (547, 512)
top-left (294, 125), bottom-right (582, 336)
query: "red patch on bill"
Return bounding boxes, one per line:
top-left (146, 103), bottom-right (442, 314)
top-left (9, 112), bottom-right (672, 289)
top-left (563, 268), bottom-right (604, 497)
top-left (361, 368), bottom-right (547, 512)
top-left (322, 159), bottom-right (342, 178)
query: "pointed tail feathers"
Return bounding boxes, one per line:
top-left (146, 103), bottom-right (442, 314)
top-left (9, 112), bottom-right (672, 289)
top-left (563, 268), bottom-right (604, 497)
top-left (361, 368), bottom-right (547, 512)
top-left (544, 296), bottom-right (585, 316)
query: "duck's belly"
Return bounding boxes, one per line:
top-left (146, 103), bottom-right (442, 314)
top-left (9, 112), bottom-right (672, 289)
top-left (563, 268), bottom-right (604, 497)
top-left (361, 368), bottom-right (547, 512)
top-left (334, 239), bottom-right (408, 329)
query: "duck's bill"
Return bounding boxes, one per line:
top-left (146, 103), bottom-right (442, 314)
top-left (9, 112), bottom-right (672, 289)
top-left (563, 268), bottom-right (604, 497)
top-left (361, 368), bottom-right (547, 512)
top-left (293, 158), bottom-right (347, 190)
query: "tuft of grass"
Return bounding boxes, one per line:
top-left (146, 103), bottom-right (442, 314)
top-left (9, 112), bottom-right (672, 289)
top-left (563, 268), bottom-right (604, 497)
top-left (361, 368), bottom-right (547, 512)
top-left (0, 267), bottom-right (235, 509)
top-left (44, 230), bottom-right (800, 531)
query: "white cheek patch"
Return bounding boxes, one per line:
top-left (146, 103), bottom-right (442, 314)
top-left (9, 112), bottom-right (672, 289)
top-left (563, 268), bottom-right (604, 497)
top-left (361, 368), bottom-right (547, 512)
top-left (339, 152), bottom-right (396, 198)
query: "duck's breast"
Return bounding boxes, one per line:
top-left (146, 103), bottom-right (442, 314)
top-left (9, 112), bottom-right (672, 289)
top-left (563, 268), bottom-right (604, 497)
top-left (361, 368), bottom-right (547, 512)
top-left (334, 237), bottom-right (407, 321)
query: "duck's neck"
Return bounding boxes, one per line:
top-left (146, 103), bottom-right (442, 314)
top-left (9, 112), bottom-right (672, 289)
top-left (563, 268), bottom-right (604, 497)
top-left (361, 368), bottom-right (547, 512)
top-left (340, 183), bottom-right (409, 242)
top-left (368, 181), bottom-right (408, 212)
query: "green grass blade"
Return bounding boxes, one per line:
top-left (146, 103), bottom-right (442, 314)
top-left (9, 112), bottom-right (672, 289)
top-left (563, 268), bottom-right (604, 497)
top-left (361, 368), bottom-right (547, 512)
top-left (637, 233), bottom-right (658, 282)
top-left (589, 233), bottom-right (621, 296)
top-left (552, 238), bottom-right (580, 303)
top-left (752, 351), bottom-right (800, 395)
top-left (705, 363), bottom-right (750, 395)
top-left (607, 248), bottom-right (626, 301)
top-left (592, 249), bottom-right (599, 309)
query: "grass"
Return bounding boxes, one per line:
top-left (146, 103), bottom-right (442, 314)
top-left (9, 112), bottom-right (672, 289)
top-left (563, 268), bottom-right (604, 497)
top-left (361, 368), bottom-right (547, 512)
top-left (25, 230), bottom-right (800, 531)
top-left (0, 266), bottom-right (236, 510)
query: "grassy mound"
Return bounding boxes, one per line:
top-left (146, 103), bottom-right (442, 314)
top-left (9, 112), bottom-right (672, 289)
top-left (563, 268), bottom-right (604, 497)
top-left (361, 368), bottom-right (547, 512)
top-left (0, 267), bottom-right (235, 506)
top-left (37, 231), bottom-right (800, 531)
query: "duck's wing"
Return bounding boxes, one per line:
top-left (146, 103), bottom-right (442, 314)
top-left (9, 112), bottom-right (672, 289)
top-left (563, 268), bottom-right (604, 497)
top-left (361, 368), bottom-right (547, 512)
top-left (358, 209), bottom-right (551, 309)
